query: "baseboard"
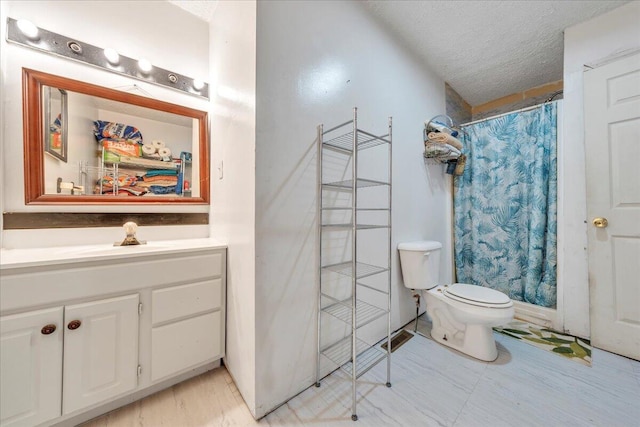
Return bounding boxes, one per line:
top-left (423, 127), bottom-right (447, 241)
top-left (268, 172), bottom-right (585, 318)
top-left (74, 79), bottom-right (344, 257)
top-left (54, 360), bottom-right (220, 427)
top-left (512, 300), bottom-right (560, 330)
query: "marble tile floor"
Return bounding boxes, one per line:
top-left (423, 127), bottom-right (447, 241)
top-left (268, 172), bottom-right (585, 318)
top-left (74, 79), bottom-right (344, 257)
top-left (85, 317), bottom-right (640, 427)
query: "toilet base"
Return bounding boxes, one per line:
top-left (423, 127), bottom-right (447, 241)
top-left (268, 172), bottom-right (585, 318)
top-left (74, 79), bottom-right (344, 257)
top-left (425, 288), bottom-right (513, 362)
top-left (430, 322), bottom-right (498, 362)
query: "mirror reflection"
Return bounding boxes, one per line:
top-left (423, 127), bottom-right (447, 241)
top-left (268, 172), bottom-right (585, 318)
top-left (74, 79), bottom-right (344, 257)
top-left (45, 88), bottom-right (198, 198)
top-left (23, 68), bottom-right (209, 205)
top-left (43, 87), bottom-right (67, 163)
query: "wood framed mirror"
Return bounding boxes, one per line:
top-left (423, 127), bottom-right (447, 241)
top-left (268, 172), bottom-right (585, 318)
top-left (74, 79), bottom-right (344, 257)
top-left (22, 68), bottom-right (209, 205)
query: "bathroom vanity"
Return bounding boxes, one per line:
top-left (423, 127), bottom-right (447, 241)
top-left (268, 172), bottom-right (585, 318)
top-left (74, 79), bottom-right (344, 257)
top-left (0, 240), bottom-right (226, 427)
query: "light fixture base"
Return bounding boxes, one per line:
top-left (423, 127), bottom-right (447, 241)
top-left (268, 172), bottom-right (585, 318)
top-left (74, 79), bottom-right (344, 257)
top-left (6, 17), bottom-right (209, 99)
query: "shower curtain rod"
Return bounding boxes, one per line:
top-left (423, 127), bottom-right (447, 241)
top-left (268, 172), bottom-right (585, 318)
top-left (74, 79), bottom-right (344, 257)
top-left (460, 100), bottom-right (554, 127)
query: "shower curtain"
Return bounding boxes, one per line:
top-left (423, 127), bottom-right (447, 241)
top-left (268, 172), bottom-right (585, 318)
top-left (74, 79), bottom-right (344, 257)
top-left (453, 102), bottom-right (557, 308)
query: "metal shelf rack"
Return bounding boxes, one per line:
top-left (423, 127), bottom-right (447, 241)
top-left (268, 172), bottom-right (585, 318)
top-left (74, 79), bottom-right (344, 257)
top-left (315, 108), bottom-right (392, 422)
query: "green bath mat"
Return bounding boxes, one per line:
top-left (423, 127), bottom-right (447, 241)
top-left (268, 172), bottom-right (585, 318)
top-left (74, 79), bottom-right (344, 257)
top-left (494, 321), bottom-right (592, 366)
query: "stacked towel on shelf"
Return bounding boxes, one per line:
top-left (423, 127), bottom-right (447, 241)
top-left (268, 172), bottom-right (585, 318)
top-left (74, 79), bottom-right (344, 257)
top-left (427, 132), bottom-right (463, 150)
top-left (95, 173), bottom-right (148, 196)
top-left (424, 142), bottom-right (461, 160)
top-left (99, 186), bottom-right (149, 196)
top-left (148, 185), bottom-right (177, 195)
top-left (137, 169), bottom-right (179, 195)
top-left (140, 175), bottom-right (178, 185)
top-left (144, 169), bottom-right (178, 178)
top-left (425, 119), bottom-right (458, 136)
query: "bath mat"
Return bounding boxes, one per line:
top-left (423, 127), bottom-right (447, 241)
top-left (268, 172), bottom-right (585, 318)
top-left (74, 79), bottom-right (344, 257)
top-left (381, 330), bottom-right (414, 353)
top-left (494, 321), bottom-right (592, 366)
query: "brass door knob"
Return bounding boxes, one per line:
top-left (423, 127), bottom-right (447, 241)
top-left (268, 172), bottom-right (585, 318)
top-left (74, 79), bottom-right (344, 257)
top-left (67, 320), bottom-right (82, 330)
top-left (593, 217), bottom-right (608, 228)
top-left (41, 324), bottom-right (57, 335)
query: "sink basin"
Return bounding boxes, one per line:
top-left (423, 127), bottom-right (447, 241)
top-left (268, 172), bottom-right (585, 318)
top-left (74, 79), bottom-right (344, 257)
top-left (57, 243), bottom-right (170, 257)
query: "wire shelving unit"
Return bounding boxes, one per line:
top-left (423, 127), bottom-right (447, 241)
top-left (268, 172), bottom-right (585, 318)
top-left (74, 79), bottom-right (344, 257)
top-left (315, 108), bottom-right (392, 421)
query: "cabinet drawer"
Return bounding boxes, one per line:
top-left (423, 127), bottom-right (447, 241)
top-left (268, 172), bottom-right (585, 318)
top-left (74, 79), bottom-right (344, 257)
top-left (152, 278), bottom-right (221, 325)
top-left (151, 311), bottom-right (221, 382)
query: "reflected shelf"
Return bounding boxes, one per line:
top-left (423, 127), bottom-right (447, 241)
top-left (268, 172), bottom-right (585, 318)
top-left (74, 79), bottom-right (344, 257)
top-left (105, 155), bottom-right (180, 170)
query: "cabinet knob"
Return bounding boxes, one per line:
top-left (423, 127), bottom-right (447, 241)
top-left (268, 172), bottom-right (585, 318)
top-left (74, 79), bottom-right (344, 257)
top-left (41, 324), bottom-right (57, 335)
top-left (67, 320), bottom-right (82, 330)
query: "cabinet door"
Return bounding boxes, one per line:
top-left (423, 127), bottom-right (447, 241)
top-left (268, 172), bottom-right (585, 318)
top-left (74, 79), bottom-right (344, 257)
top-left (62, 294), bottom-right (139, 415)
top-left (0, 307), bottom-right (63, 427)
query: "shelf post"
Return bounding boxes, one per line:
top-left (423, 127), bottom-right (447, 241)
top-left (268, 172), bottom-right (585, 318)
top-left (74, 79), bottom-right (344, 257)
top-left (386, 116), bottom-right (393, 387)
top-left (316, 123), bottom-right (323, 388)
top-left (351, 107), bottom-right (358, 421)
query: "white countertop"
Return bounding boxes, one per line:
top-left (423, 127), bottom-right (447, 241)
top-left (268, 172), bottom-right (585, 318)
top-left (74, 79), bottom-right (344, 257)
top-left (0, 238), bottom-right (227, 270)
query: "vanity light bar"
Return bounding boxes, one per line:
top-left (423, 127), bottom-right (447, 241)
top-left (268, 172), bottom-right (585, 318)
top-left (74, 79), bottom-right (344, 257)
top-left (5, 17), bottom-right (209, 99)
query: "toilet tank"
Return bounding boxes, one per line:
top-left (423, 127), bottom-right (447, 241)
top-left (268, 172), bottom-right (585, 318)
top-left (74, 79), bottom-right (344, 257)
top-left (398, 241), bottom-right (442, 290)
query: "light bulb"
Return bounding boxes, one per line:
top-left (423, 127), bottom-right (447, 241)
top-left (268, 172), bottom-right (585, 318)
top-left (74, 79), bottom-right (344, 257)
top-left (193, 78), bottom-right (205, 91)
top-left (104, 48), bottom-right (120, 65)
top-left (17, 19), bottom-right (39, 40)
top-left (138, 58), bottom-right (152, 73)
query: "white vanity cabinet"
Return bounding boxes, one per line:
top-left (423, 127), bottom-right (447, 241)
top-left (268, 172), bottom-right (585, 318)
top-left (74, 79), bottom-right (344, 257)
top-left (0, 242), bottom-right (226, 427)
top-left (0, 296), bottom-right (139, 426)
top-left (0, 308), bottom-right (64, 427)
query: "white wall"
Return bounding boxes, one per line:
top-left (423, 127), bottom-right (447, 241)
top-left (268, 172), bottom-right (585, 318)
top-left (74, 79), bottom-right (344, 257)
top-left (0, 1), bottom-right (210, 248)
top-left (253, 1), bottom-right (449, 418)
top-left (208, 0), bottom-right (258, 416)
top-left (561, 1), bottom-right (640, 338)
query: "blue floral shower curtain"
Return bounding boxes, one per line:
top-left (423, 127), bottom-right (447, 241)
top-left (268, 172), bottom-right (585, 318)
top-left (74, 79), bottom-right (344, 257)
top-left (454, 102), bottom-right (557, 308)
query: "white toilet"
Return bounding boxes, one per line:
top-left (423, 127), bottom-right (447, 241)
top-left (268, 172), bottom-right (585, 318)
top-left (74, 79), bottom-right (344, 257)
top-left (398, 241), bottom-right (514, 361)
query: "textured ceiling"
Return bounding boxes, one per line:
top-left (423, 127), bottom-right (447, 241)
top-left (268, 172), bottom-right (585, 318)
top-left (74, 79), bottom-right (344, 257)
top-left (361, 0), bottom-right (629, 105)
top-left (169, 0), bottom-right (629, 106)
top-left (168, 0), bottom-right (218, 22)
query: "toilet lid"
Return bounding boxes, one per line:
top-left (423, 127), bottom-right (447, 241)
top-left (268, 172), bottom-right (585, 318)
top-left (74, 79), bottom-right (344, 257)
top-left (443, 283), bottom-right (512, 307)
top-left (397, 241), bottom-right (442, 251)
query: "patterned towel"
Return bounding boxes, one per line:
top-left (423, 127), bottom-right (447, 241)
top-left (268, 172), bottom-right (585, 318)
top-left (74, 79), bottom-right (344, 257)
top-left (424, 142), bottom-right (461, 160)
top-left (94, 120), bottom-right (143, 144)
top-left (427, 131), bottom-right (464, 150)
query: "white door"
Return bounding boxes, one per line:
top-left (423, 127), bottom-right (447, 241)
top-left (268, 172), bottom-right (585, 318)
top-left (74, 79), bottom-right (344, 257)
top-left (584, 52), bottom-right (640, 361)
top-left (0, 307), bottom-right (63, 427)
top-left (62, 294), bottom-right (139, 414)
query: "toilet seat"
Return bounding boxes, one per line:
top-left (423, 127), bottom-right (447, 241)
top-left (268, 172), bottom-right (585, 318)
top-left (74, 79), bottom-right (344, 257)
top-left (443, 283), bottom-right (512, 308)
